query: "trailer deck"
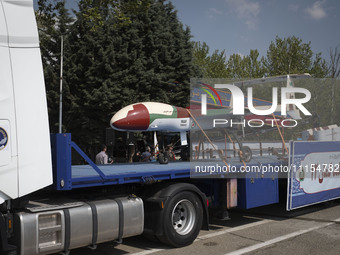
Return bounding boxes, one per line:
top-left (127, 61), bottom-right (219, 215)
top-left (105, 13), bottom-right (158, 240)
top-left (51, 133), bottom-right (286, 190)
top-left (71, 162), bottom-right (191, 188)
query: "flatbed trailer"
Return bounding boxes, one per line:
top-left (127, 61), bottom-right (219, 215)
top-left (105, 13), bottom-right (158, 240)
top-left (49, 132), bottom-right (285, 220)
top-left (51, 133), bottom-right (285, 191)
top-left (52, 133), bottom-right (191, 190)
top-left (3, 133), bottom-right (339, 255)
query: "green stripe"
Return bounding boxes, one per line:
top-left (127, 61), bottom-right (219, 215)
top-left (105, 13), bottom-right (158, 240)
top-left (149, 106), bottom-right (178, 123)
top-left (202, 88), bottom-right (217, 105)
top-left (205, 108), bottom-right (232, 116)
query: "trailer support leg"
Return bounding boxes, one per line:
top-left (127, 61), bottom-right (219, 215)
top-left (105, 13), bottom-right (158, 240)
top-left (215, 180), bottom-right (230, 220)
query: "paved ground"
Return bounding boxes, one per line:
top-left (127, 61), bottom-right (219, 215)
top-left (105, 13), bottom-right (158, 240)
top-left (67, 199), bottom-right (340, 255)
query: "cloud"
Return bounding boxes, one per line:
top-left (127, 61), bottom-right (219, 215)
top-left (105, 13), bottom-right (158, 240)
top-left (207, 7), bottom-right (223, 19)
top-left (288, 4), bottom-right (299, 13)
top-left (305, 1), bottom-right (327, 20)
top-left (225, 0), bottom-right (260, 30)
top-left (209, 8), bottom-right (223, 15)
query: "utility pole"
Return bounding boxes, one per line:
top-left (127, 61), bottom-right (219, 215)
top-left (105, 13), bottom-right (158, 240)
top-left (59, 35), bottom-right (64, 133)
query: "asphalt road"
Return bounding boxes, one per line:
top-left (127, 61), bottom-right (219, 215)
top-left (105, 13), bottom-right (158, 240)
top-left (67, 199), bottom-right (340, 255)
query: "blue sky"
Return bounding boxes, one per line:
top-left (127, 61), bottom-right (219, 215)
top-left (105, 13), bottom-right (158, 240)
top-left (34, 0), bottom-right (340, 61)
top-left (171, 0), bottom-right (340, 61)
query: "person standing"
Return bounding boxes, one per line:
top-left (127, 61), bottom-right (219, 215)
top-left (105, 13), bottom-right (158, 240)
top-left (141, 146), bottom-right (152, 162)
top-left (96, 145), bottom-right (111, 164)
top-left (166, 145), bottom-right (175, 161)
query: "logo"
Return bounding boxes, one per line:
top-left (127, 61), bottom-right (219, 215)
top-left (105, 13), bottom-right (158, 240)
top-left (199, 82), bottom-right (223, 106)
top-left (202, 84), bottom-right (311, 116)
top-left (0, 127), bottom-right (8, 150)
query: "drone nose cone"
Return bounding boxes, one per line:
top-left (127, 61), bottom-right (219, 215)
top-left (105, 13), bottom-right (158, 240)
top-left (111, 103), bottom-right (150, 131)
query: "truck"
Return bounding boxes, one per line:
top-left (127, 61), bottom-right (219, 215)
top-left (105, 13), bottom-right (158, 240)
top-left (2, 1), bottom-right (340, 255)
top-left (0, 1), bottom-right (224, 254)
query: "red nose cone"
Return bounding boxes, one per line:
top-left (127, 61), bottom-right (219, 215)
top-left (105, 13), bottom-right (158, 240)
top-left (111, 104), bottom-right (150, 131)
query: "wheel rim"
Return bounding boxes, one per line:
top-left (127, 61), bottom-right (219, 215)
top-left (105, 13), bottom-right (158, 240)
top-left (171, 199), bottom-right (196, 235)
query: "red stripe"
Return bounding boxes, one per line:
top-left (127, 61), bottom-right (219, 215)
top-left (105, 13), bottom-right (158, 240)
top-left (201, 83), bottom-right (223, 106)
top-left (176, 107), bottom-right (190, 118)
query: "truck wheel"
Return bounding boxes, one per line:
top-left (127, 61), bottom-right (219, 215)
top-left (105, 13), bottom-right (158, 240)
top-left (159, 191), bottom-right (203, 247)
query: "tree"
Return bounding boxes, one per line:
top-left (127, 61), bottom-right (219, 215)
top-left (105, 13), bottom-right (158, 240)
top-left (227, 49), bottom-right (266, 79)
top-left (242, 49), bottom-right (266, 78)
top-left (328, 45), bottom-right (340, 78)
top-left (36, 0), bottom-right (73, 133)
top-left (193, 42), bottom-right (229, 78)
top-left (111, 0), bottom-right (198, 107)
top-left (62, 0), bottom-right (198, 146)
top-left (79, 0), bottom-right (151, 31)
top-left (327, 45), bottom-right (340, 124)
top-left (226, 53), bottom-right (244, 79)
top-left (264, 36), bottom-right (327, 77)
top-left (62, 0), bottom-right (112, 145)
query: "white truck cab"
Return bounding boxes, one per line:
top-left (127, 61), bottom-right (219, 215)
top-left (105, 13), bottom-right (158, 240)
top-left (0, 0), bottom-right (52, 204)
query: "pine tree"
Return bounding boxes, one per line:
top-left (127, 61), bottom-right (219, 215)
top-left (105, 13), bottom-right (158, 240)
top-left (107, 0), bottom-right (199, 107)
top-left (63, 0), bottom-right (199, 146)
top-left (62, 0), bottom-right (109, 144)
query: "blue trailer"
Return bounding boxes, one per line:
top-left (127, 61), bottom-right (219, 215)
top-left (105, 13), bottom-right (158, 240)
top-left (51, 133), bottom-right (283, 211)
top-left (3, 132), bottom-right (339, 255)
top-left (22, 133), bottom-right (282, 254)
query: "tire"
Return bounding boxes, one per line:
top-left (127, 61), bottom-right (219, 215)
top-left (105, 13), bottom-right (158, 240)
top-left (240, 146), bottom-right (252, 162)
top-left (158, 191), bottom-right (203, 247)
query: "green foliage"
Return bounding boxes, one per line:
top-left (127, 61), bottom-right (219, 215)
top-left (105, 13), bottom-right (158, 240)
top-left (328, 45), bottom-right (340, 78)
top-left (37, 0), bottom-right (198, 145)
top-left (37, 0), bottom-right (332, 147)
top-left (105, 0), bottom-right (198, 107)
top-left (193, 42), bottom-right (229, 78)
top-left (194, 36), bottom-right (328, 79)
top-left (264, 36), bottom-right (328, 77)
top-left (78, 0), bottom-right (151, 31)
top-left (227, 49), bottom-right (266, 79)
top-left (36, 0), bottom-right (74, 133)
